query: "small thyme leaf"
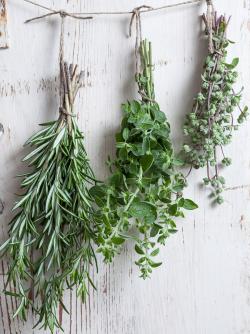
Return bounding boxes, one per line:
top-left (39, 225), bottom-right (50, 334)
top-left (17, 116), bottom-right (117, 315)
top-left (182, 13), bottom-right (248, 204)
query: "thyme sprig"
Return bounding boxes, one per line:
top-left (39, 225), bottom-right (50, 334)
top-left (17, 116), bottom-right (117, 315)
top-left (182, 14), bottom-right (248, 204)
top-left (91, 39), bottom-right (197, 279)
top-left (0, 62), bottom-right (97, 332)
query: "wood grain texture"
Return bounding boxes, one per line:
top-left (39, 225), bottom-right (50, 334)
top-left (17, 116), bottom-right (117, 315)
top-left (1, 0), bottom-right (250, 333)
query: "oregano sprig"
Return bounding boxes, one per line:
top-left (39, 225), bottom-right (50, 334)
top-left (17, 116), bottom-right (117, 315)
top-left (182, 13), bottom-right (248, 204)
top-left (0, 62), bottom-right (97, 333)
top-left (91, 39), bottom-right (198, 279)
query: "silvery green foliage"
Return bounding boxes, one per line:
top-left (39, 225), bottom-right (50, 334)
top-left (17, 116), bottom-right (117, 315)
top-left (91, 40), bottom-right (197, 279)
top-left (182, 15), bottom-right (248, 205)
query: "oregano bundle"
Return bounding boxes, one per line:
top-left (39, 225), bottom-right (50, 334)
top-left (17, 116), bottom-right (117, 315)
top-left (182, 13), bottom-right (248, 204)
top-left (0, 62), bottom-right (97, 332)
top-left (90, 39), bottom-right (197, 279)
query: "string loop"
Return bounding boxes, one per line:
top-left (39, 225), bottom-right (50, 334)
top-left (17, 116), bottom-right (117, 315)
top-left (129, 6), bottom-right (152, 75)
top-left (25, 10), bottom-right (93, 24)
top-left (129, 5), bottom-right (152, 38)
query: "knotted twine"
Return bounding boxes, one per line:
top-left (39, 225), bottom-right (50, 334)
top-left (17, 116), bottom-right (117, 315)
top-left (57, 13), bottom-right (89, 131)
top-left (25, 9), bottom-right (93, 24)
top-left (25, 11), bottom-right (93, 131)
top-left (129, 6), bottom-right (157, 104)
top-left (129, 5), bottom-right (152, 75)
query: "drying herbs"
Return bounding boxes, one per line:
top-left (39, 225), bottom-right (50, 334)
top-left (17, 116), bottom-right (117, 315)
top-left (0, 62), bottom-right (97, 332)
top-left (90, 39), bottom-right (197, 279)
top-left (182, 12), bottom-right (248, 204)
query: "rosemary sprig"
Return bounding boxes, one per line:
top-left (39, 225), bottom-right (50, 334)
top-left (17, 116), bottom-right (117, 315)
top-left (182, 14), bottom-right (248, 204)
top-left (90, 39), bottom-right (197, 279)
top-left (0, 62), bottom-right (97, 332)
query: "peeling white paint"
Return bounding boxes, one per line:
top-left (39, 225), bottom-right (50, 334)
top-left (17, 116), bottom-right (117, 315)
top-left (0, 0), bottom-right (8, 49)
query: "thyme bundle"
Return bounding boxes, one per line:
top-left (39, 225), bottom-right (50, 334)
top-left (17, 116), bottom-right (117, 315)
top-left (0, 62), bottom-right (97, 332)
top-left (91, 39), bottom-right (197, 279)
top-left (182, 12), bottom-right (248, 204)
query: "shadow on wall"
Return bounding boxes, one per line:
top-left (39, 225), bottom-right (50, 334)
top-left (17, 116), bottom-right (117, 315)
top-left (96, 47), bottom-right (138, 180)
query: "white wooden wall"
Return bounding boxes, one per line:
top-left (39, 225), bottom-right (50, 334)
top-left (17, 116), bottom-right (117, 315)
top-left (1, 0), bottom-right (250, 333)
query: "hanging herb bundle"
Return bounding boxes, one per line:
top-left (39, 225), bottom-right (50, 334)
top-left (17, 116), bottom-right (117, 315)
top-left (90, 39), bottom-right (197, 279)
top-left (182, 6), bottom-right (248, 205)
top-left (0, 61), bottom-right (97, 332)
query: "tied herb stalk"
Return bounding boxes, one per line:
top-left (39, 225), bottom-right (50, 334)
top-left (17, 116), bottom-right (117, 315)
top-left (0, 62), bottom-right (97, 332)
top-left (182, 13), bottom-right (248, 205)
top-left (90, 39), bottom-right (197, 279)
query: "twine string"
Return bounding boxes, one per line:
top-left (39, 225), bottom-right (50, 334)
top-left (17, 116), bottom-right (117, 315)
top-left (22, 0), bottom-right (207, 114)
top-left (25, 10), bottom-right (93, 24)
top-left (24, 8), bottom-right (91, 119)
top-left (59, 13), bottom-right (65, 111)
top-left (23, 0), bottom-right (202, 17)
top-left (206, 0), bottom-right (215, 54)
top-left (129, 6), bottom-right (152, 75)
top-left (58, 14), bottom-right (76, 120)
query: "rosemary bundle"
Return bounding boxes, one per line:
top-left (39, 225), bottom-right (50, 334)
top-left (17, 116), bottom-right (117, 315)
top-left (91, 39), bottom-right (197, 279)
top-left (0, 62), bottom-right (97, 332)
top-left (182, 13), bottom-right (248, 204)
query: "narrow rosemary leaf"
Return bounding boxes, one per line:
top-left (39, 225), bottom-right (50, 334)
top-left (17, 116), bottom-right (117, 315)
top-left (0, 62), bottom-right (98, 333)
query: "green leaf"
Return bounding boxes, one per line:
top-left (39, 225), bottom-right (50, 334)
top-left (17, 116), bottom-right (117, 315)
top-left (22, 142), bottom-right (49, 162)
top-left (142, 137), bottom-right (150, 153)
top-left (181, 199), bottom-right (198, 210)
top-left (172, 158), bottom-right (185, 167)
top-left (109, 172), bottom-right (122, 187)
top-left (122, 128), bottom-right (130, 141)
top-left (140, 154), bottom-right (154, 172)
top-left (12, 192), bottom-right (32, 211)
top-left (130, 100), bottom-right (141, 114)
top-left (89, 185), bottom-right (106, 198)
top-left (150, 224), bottom-right (160, 237)
top-left (115, 132), bottom-right (123, 143)
top-left (152, 109), bottom-right (166, 122)
top-left (52, 127), bottom-right (66, 149)
top-left (13, 299), bottom-right (25, 318)
top-left (135, 244), bottom-right (144, 255)
top-left (111, 236), bottom-right (125, 245)
top-left (150, 248), bottom-right (160, 257)
top-left (131, 143), bottom-right (145, 156)
top-left (150, 261), bottom-right (162, 268)
top-left (168, 203), bottom-right (178, 216)
top-left (168, 229), bottom-right (178, 234)
top-left (45, 185), bottom-right (55, 213)
top-left (225, 57), bottom-right (239, 69)
top-left (231, 57), bottom-right (239, 68)
top-left (129, 201), bottom-right (157, 223)
top-left (0, 239), bottom-right (10, 253)
top-left (4, 290), bottom-right (21, 298)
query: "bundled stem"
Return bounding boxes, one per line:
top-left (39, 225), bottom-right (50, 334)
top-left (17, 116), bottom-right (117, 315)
top-left (0, 62), bottom-right (97, 332)
top-left (91, 39), bottom-right (197, 279)
top-left (182, 13), bottom-right (248, 204)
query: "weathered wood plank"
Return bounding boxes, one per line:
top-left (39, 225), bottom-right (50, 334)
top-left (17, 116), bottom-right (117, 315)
top-left (0, 0), bottom-right (250, 333)
top-left (0, 0), bottom-right (8, 49)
